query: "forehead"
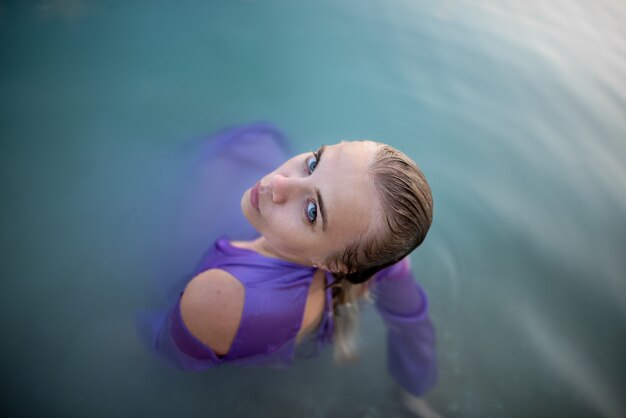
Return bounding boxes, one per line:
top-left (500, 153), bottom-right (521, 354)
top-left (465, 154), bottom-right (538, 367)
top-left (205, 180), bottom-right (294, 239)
top-left (320, 141), bottom-right (380, 239)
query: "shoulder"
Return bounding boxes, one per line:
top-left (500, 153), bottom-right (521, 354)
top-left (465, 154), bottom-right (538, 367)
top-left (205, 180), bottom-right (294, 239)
top-left (180, 269), bottom-right (245, 356)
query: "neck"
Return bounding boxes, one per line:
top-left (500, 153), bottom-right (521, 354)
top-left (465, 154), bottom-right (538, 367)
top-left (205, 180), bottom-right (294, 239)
top-left (248, 237), bottom-right (277, 258)
top-left (232, 237), bottom-right (313, 267)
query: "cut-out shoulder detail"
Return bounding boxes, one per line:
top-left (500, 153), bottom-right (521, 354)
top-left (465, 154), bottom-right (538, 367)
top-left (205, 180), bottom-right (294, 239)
top-left (180, 269), bottom-right (245, 356)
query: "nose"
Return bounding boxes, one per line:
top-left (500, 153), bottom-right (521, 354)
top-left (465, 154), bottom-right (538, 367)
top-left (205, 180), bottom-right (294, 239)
top-left (268, 173), bottom-right (302, 204)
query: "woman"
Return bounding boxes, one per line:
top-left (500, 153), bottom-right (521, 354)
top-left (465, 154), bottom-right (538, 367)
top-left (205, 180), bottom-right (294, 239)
top-left (138, 122), bottom-right (437, 402)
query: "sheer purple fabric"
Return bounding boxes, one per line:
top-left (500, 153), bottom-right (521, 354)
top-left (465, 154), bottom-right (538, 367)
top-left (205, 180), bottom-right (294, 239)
top-left (373, 258), bottom-right (438, 396)
top-left (135, 122), bottom-right (437, 396)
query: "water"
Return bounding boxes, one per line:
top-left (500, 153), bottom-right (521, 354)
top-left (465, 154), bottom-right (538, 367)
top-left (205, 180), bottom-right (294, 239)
top-left (1, 1), bottom-right (625, 417)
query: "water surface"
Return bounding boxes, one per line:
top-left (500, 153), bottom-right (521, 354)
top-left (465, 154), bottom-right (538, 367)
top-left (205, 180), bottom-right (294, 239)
top-left (1, 1), bottom-right (625, 417)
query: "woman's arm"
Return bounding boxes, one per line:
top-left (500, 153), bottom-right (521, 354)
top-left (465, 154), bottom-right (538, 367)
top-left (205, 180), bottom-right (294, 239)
top-left (371, 258), bottom-right (438, 397)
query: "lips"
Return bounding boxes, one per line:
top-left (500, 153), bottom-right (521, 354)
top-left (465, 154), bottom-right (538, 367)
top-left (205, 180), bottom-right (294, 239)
top-left (250, 181), bottom-right (260, 211)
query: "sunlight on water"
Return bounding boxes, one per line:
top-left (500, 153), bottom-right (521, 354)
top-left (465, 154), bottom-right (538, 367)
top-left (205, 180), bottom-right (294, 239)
top-left (517, 304), bottom-right (623, 418)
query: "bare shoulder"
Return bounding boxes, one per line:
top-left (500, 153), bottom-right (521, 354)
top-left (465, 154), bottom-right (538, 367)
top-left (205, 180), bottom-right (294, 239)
top-left (180, 269), bottom-right (245, 356)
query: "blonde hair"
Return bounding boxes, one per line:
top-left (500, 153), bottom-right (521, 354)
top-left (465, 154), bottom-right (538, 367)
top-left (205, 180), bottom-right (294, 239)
top-left (328, 143), bottom-right (433, 362)
top-left (330, 280), bottom-right (370, 362)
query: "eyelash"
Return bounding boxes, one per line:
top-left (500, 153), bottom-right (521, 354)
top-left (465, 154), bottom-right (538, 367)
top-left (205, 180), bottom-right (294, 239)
top-left (306, 149), bottom-right (321, 174)
top-left (304, 148), bottom-right (322, 225)
top-left (305, 200), bottom-right (317, 225)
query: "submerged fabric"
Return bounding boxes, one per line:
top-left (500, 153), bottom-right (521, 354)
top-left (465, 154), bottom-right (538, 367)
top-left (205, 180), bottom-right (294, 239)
top-left (136, 122), bottom-right (437, 396)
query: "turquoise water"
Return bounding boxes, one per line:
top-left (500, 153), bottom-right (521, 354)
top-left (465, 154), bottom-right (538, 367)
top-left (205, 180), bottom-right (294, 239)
top-left (1, 1), bottom-right (625, 417)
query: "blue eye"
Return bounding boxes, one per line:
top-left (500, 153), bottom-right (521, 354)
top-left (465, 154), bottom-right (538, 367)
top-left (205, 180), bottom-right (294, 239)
top-left (306, 201), bottom-right (317, 224)
top-left (306, 155), bottom-right (317, 173)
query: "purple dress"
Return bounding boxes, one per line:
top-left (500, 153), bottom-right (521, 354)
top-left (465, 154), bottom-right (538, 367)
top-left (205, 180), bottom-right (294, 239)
top-left (136, 122), bottom-right (437, 397)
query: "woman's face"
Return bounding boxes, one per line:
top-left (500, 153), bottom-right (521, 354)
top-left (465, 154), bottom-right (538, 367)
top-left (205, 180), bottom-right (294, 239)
top-left (241, 141), bottom-right (381, 269)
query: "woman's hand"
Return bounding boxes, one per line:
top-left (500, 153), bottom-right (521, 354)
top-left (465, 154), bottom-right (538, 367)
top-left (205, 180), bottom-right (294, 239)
top-left (400, 388), bottom-right (445, 418)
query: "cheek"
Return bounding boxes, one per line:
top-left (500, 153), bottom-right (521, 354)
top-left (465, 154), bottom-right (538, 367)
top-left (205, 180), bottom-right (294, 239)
top-left (267, 204), bottom-right (300, 233)
top-left (264, 207), bottom-right (312, 247)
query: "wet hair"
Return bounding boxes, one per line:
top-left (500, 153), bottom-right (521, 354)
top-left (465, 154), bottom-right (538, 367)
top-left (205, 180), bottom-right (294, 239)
top-left (327, 143), bottom-right (433, 361)
top-left (326, 143), bottom-right (433, 283)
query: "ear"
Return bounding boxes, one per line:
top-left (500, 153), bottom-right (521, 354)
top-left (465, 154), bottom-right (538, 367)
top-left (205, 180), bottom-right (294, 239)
top-left (313, 261), bottom-right (331, 272)
top-left (318, 263), bottom-right (350, 275)
top-left (311, 257), bottom-right (327, 270)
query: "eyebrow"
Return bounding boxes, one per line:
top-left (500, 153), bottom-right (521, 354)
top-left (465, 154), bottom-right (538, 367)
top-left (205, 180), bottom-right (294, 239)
top-left (316, 187), bottom-right (327, 232)
top-left (314, 145), bottom-right (328, 232)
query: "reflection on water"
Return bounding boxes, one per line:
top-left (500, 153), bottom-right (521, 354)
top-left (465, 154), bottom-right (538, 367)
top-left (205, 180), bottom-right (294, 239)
top-left (1, 0), bottom-right (624, 417)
